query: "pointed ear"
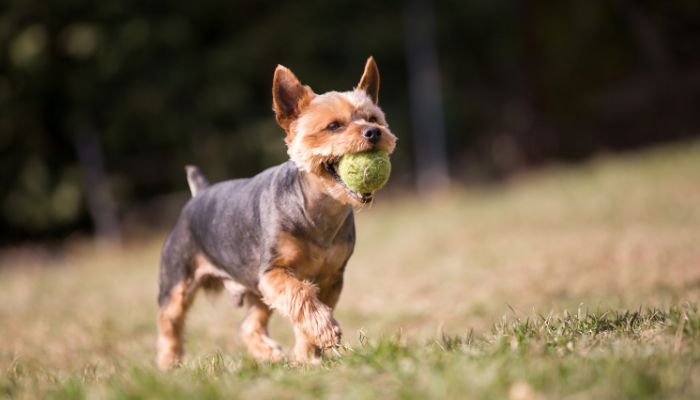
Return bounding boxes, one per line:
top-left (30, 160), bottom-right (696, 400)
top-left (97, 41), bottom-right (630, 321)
top-left (358, 56), bottom-right (380, 104)
top-left (273, 65), bottom-right (314, 132)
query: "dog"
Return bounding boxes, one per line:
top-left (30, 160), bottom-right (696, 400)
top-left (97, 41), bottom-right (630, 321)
top-left (156, 57), bottom-right (397, 369)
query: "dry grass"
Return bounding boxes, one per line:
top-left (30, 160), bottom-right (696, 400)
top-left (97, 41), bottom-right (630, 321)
top-left (1, 140), bottom-right (699, 398)
top-left (345, 141), bottom-right (700, 335)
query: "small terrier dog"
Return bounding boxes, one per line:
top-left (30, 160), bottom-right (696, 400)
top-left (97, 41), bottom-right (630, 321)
top-left (157, 57), bottom-right (396, 369)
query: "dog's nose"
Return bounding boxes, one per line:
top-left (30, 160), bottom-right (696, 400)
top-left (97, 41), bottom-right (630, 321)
top-left (362, 126), bottom-right (382, 144)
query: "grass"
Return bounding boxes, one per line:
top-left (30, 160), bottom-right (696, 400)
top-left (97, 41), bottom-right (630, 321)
top-left (3, 306), bottom-right (699, 399)
top-left (1, 140), bottom-right (700, 399)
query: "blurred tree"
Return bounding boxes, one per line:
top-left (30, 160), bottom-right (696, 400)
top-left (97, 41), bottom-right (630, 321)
top-left (0, 0), bottom-right (699, 242)
top-left (75, 123), bottom-right (121, 245)
top-left (403, 0), bottom-right (450, 193)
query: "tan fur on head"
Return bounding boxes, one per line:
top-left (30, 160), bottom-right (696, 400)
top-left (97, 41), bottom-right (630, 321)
top-left (358, 56), bottom-right (380, 104)
top-left (272, 57), bottom-right (397, 207)
top-left (272, 66), bottom-right (316, 138)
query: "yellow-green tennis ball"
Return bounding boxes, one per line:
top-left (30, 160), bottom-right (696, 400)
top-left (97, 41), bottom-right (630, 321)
top-left (338, 150), bottom-right (391, 193)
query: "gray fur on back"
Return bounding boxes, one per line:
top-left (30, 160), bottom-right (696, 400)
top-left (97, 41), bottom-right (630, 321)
top-left (158, 160), bottom-right (355, 305)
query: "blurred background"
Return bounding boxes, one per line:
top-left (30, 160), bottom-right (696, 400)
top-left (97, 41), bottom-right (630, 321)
top-left (1, 0), bottom-right (699, 245)
top-left (2, 1), bottom-right (700, 385)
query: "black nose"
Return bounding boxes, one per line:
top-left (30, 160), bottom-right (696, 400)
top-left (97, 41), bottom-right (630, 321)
top-left (362, 127), bottom-right (382, 144)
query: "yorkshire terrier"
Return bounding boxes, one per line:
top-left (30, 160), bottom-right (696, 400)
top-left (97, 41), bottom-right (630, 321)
top-left (157, 57), bottom-right (397, 369)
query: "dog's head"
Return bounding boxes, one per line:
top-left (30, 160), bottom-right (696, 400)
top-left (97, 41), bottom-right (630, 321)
top-left (272, 57), bottom-right (397, 206)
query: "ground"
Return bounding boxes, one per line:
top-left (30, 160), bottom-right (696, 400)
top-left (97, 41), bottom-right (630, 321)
top-left (1, 141), bottom-right (699, 399)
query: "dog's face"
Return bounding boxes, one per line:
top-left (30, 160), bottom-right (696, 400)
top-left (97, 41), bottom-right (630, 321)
top-left (272, 57), bottom-right (397, 206)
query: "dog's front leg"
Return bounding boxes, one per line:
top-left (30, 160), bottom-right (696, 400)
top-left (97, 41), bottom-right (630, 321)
top-left (259, 268), bottom-right (342, 349)
top-left (292, 275), bottom-right (344, 364)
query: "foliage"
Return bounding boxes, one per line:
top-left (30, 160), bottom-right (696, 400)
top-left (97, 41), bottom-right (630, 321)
top-left (1, 0), bottom-right (699, 240)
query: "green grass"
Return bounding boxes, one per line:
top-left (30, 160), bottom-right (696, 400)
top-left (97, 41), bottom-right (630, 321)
top-left (1, 140), bottom-right (700, 399)
top-left (3, 306), bottom-right (698, 399)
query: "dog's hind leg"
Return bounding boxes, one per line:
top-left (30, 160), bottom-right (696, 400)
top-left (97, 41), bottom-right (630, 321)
top-left (239, 292), bottom-right (285, 362)
top-left (157, 223), bottom-right (198, 370)
top-left (157, 281), bottom-right (195, 370)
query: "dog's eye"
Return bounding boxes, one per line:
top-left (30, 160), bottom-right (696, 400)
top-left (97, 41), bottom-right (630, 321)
top-left (326, 122), bottom-right (341, 131)
top-left (368, 116), bottom-right (377, 123)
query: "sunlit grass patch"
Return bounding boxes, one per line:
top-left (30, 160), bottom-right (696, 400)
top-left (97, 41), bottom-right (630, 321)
top-left (2, 305), bottom-right (698, 399)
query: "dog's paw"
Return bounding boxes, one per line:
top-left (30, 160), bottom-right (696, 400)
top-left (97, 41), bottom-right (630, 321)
top-left (293, 355), bottom-right (324, 367)
top-left (261, 337), bottom-right (287, 362)
top-left (292, 350), bottom-right (324, 366)
top-left (247, 336), bottom-right (286, 363)
top-left (157, 349), bottom-right (182, 371)
top-left (307, 311), bottom-right (342, 349)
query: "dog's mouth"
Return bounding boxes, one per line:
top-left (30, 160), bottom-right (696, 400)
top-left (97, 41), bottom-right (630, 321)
top-left (323, 160), bottom-right (374, 204)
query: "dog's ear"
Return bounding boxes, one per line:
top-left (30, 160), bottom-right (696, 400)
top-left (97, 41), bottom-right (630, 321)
top-left (358, 56), bottom-right (380, 105)
top-left (273, 65), bottom-right (314, 132)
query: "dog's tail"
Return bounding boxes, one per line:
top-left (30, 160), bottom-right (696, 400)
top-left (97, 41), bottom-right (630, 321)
top-left (185, 165), bottom-right (210, 197)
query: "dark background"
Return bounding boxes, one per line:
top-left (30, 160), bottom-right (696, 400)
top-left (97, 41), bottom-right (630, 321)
top-left (1, 0), bottom-right (699, 244)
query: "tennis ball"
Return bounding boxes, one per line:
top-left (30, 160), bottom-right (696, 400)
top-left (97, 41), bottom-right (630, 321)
top-left (337, 150), bottom-right (391, 193)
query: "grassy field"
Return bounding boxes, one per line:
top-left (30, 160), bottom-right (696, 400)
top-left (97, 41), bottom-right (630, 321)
top-left (1, 141), bottom-right (700, 399)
